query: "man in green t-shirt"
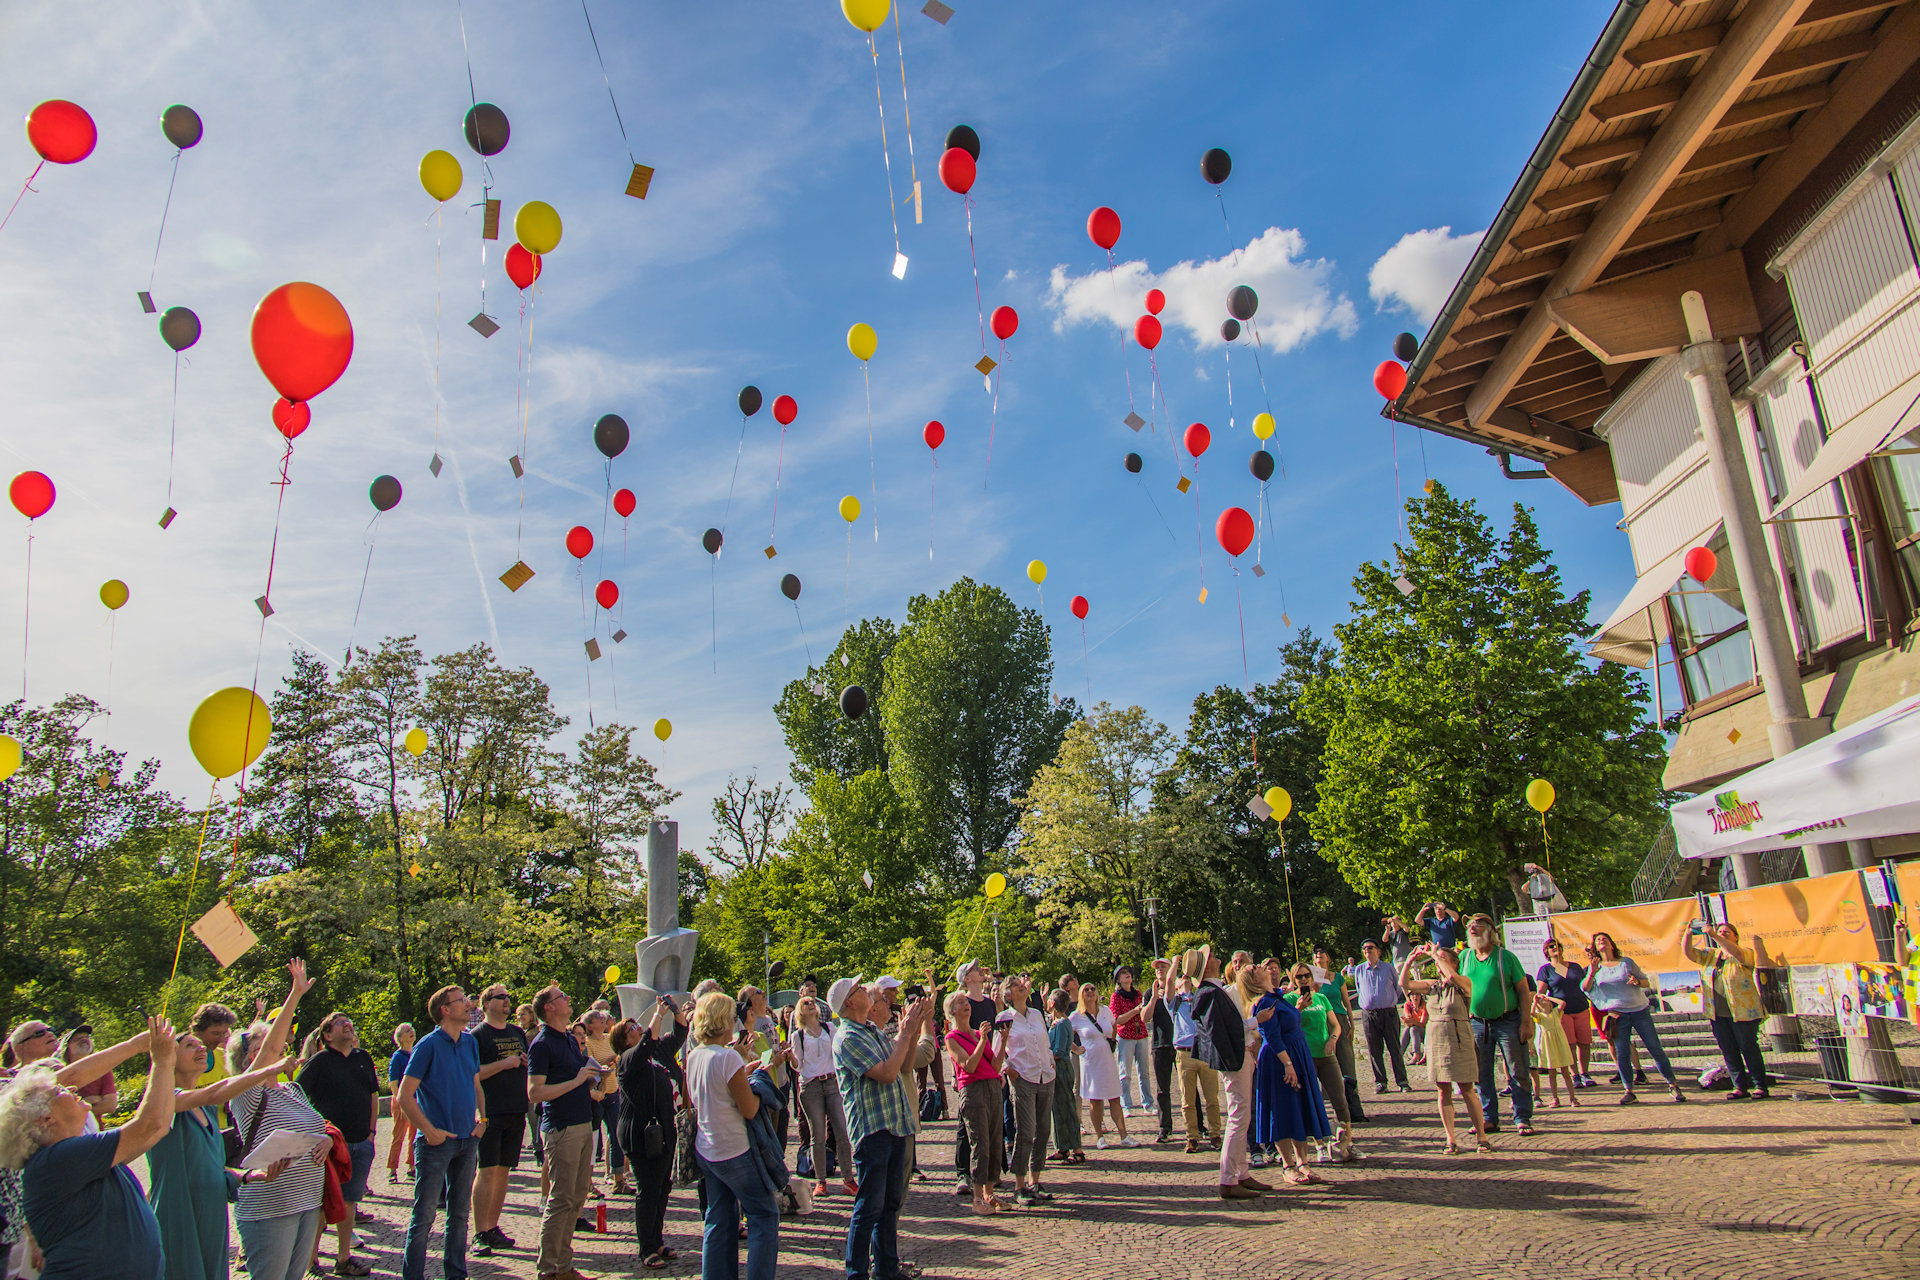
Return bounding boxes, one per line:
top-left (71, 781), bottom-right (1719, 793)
top-left (1459, 914), bottom-right (1533, 1136)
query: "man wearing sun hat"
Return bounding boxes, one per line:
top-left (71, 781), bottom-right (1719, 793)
top-left (1174, 948), bottom-right (1222, 1153)
top-left (833, 976), bottom-right (934, 1280)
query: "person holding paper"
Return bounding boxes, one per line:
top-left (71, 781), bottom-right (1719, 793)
top-left (395, 986), bottom-right (486, 1280)
top-left (228, 960), bottom-right (332, 1280)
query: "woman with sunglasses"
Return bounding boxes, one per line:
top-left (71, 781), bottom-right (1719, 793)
top-left (1397, 944), bottom-right (1491, 1154)
top-left (1581, 933), bottom-right (1685, 1105)
top-left (1250, 960), bottom-right (1328, 1182)
top-left (1537, 938), bottom-right (1596, 1087)
top-left (1283, 963), bottom-right (1355, 1164)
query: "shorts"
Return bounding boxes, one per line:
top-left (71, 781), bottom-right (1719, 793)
top-left (478, 1111), bottom-right (527, 1169)
top-left (344, 1138), bottom-right (375, 1203)
top-left (1561, 1009), bottom-right (1593, 1048)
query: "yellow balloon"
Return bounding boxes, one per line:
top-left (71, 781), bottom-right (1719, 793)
top-left (1252, 412), bottom-right (1275, 441)
top-left (841, 0), bottom-right (890, 32)
top-left (847, 322), bottom-right (877, 363)
top-left (1264, 786), bottom-right (1292, 822)
top-left (419, 149), bottom-right (462, 203)
top-left (188, 687), bottom-right (273, 780)
top-left (0, 734), bottom-right (20, 783)
top-left (1526, 778), bottom-right (1556, 813)
top-left (99, 579), bottom-right (129, 611)
top-left (604, 965), bottom-right (622, 986)
top-left (984, 872), bottom-right (1007, 899)
top-left (1026, 560), bottom-right (1047, 585)
top-left (515, 200), bottom-right (563, 255)
top-left (404, 727), bottom-right (428, 757)
top-left (654, 718), bottom-right (672, 742)
top-left (839, 495), bottom-right (862, 523)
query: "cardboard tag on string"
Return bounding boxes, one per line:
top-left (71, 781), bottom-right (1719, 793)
top-left (190, 900), bottom-right (259, 969)
top-left (764, 545), bottom-right (778, 559)
top-left (922, 0), bottom-right (954, 21)
top-left (891, 252), bottom-right (909, 280)
top-left (1393, 575), bottom-right (1415, 596)
top-left (1248, 796), bottom-right (1273, 821)
top-left (158, 507), bottom-right (177, 530)
top-left (508, 455), bottom-right (525, 478)
top-left (481, 199), bottom-right (501, 240)
top-left (428, 453), bottom-right (443, 478)
top-left (1123, 412), bottom-right (1145, 432)
top-left (138, 291), bottom-right (157, 314)
top-left (255, 595), bottom-right (274, 618)
top-left (499, 560), bottom-right (535, 592)
top-left (470, 312), bottom-right (500, 338)
top-left (625, 163), bottom-right (655, 199)
top-left (584, 638), bottom-right (602, 661)
top-left (612, 628), bottom-right (627, 644)
top-left (1198, 587), bottom-right (1209, 603)
top-left (1253, 564), bottom-right (1267, 579)
top-left (974, 353), bottom-right (998, 377)
top-left (1175, 476), bottom-right (1191, 494)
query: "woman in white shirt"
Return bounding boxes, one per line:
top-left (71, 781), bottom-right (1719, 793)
top-left (684, 991), bottom-right (778, 1280)
top-left (790, 996), bottom-right (854, 1200)
top-left (1069, 984), bottom-right (1131, 1147)
top-left (995, 976), bottom-right (1056, 1203)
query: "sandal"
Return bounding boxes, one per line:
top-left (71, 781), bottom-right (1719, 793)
top-left (643, 1253), bottom-right (669, 1270)
top-left (1441, 1141), bottom-right (1460, 1155)
top-left (971, 1199), bottom-right (1000, 1216)
top-left (659, 1248), bottom-right (679, 1260)
top-left (1476, 1138), bottom-right (1494, 1153)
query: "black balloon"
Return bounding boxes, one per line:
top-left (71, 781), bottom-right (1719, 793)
top-left (702, 527), bottom-right (723, 554)
top-left (1201, 147), bottom-right (1232, 185)
top-left (945, 124), bottom-right (980, 161)
top-left (161, 104), bottom-right (202, 150)
top-left (739, 385), bottom-right (762, 417)
top-left (159, 306), bottom-right (200, 352)
top-left (463, 103), bottom-right (510, 157)
top-left (1250, 450), bottom-right (1274, 482)
top-left (1221, 318), bottom-right (1241, 343)
top-left (1124, 452), bottom-right (1143, 474)
top-left (1227, 285), bottom-right (1258, 321)
top-left (593, 413), bottom-right (630, 459)
top-left (840, 684), bottom-right (869, 720)
top-left (369, 474), bottom-right (403, 511)
top-left (780, 573), bottom-right (802, 601)
top-left (1394, 332), bottom-right (1420, 362)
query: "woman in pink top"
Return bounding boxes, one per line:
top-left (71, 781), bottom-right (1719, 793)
top-left (944, 992), bottom-right (1008, 1215)
top-left (1108, 966), bottom-right (1153, 1115)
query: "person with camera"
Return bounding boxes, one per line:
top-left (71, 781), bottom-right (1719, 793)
top-left (832, 976), bottom-right (935, 1280)
top-left (1397, 943), bottom-right (1491, 1153)
top-left (525, 985), bottom-right (604, 1280)
top-left (616, 1003), bottom-right (681, 1271)
top-left (1678, 918), bottom-right (1768, 1099)
top-left (1413, 901), bottom-right (1462, 950)
top-left (1581, 933), bottom-right (1685, 1106)
top-left (995, 975), bottom-right (1055, 1204)
top-left (792, 994), bottom-right (855, 1200)
top-left (1381, 916), bottom-right (1415, 965)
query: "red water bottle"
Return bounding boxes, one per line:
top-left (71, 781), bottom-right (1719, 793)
top-left (596, 1203), bottom-right (607, 1234)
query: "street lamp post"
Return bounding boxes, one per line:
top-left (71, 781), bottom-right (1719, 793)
top-left (1143, 897), bottom-right (1161, 957)
top-left (991, 914), bottom-right (1002, 971)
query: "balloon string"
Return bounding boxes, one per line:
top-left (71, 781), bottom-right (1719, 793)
top-left (251, 441), bottom-right (296, 695)
top-left (844, 524), bottom-right (852, 635)
top-left (1103, 250), bottom-right (1136, 415)
top-left (770, 425), bottom-right (786, 539)
top-left (1246, 319), bottom-right (1282, 479)
top-left (432, 206), bottom-right (443, 455)
top-left (1235, 568), bottom-right (1250, 693)
top-left (165, 780), bottom-right (221, 997)
top-left (1138, 477), bottom-right (1175, 542)
top-left (967, 196), bottom-right (984, 352)
top-left (165, 352), bottom-right (181, 509)
top-left (1540, 812), bottom-right (1552, 873)
top-left (1192, 463), bottom-right (1207, 596)
top-left (710, 557), bottom-right (718, 676)
top-left (578, 567), bottom-right (596, 729)
top-left (513, 294), bottom-right (536, 555)
top-left (1255, 477), bottom-right (1266, 566)
top-left (890, 0), bottom-right (920, 204)
top-left (1279, 828), bottom-right (1299, 965)
top-left (1391, 420), bottom-right (1405, 543)
top-left (1080, 620), bottom-right (1091, 707)
top-left (868, 31), bottom-right (902, 260)
top-left (0, 161), bottom-right (43, 234)
top-left (20, 525), bottom-right (33, 701)
top-left (863, 363), bottom-right (878, 543)
top-left (984, 340), bottom-right (1002, 489)
top-left (928, 454), bottom-right (936, 562)
top-left (455, 0), bottom-right (479, 109)
top-left (1216, 188), bottom-right (1239, 264)
top-left (598, 459), bottom-right (612, 590)
top-left (104, 612), bottom-right (116, 751)
top-left (1223, 342), bottom-right (1234, 432)
top-left (347, 515), bottom-right (379, 660)
top-left (147, 150), bottom-right (182, 295)
top-left (580, 0), bottom-right (637, 164)
top-left (721, 414), bottom-right (748, 532)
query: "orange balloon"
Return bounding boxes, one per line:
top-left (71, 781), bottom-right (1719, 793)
top-left (250, 283), bottom-right (354, 404)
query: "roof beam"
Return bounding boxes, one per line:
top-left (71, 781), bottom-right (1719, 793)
top-left (1417, 363), bottom-right (1491, 396)
top-left (1469, 281), bottom-right (1548, 318)
top-left (1620, 205), bottom-right (1725, 250)
top-left (1465, 0), bottom-right (1816, 430)
top-left (1678, 126), bottom-right (1795, 173)
top-left (1512, 217), bottom-right (1592, 251)
top-left (1562, 131), bottom-right (1657, 170)
top-left (1646, 165), bottom-right (1758, 215)
top-left (1706, 0), bottom-right (1920, 254)
top-left (1800, 0), bottom-right (1904, 24)
top-left (1590, 80), bottom-right (1688, 122)
top-left (1625, 24), bottom-right (1728, 68)
top-left (1715, 81), bottom-right (1833, 128)
top-left (1451, 313), bottom-right (1527, 346)
top-left (1534, 176), bottom-right (1621, 214)
top-left (1525, 384), bottom-right (1618, 417)
top-left (1751, 29), bottom-right (1877, 83)
top-left (1486, 251), bottom-right (1567, 286)
top-left (1512, 366), bottom-right (1609, 401)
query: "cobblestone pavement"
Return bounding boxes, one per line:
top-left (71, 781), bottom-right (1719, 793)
top-left (326, 1087), bottom-right (1920, 1280)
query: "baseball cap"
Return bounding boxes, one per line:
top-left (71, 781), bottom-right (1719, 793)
top-left (953, 959), bottom-right (983, 986)
top-left (873, 976), bottom-right (902, 990)
top-left (826, 976), bottom-right (865, 1017)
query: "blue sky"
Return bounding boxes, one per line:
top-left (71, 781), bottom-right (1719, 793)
top-left (0, 0), bottom-right (1642, 854)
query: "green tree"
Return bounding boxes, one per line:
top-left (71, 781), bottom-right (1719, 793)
top-left (883, 578), bottom-right (1072, 884)
top-left (1298, 485), bottom-right (1669, 917)
top-left (773, 618), bottom-right (896, 789)
top-left (418, 644), bottom-right (566, 832)
top-left (705, 773), bottom-right (792, 872)
top-left (337, 636), bottom-right (425, 1017)
top-left (245, 649), bottom-right (361, 874)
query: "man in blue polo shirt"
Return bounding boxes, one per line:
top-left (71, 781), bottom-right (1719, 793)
top-left (396, 985), bottom-right (487, 1280)
top-left (1350, 939), bottom-right (1411, 1093)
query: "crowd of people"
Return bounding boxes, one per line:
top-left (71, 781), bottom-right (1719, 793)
top-left (0, 897), bottom-right (1780, 1279)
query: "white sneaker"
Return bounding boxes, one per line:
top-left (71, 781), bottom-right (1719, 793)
top-left (1095, 1135), bottom-right (1108, 1149)
top-left (1120, 1135), bottom-right (1139, 1147)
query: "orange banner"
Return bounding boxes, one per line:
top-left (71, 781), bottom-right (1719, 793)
top-left (1895, 860), bottom-right (1920, 942)
top-left (1542, 869), bottom-right (1881, 972)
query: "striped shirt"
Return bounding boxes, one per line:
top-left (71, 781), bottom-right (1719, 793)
top-left (834, 1021), bottom-right (913, 1149)
top-left (228, 1084), bottom-right (326, 1221)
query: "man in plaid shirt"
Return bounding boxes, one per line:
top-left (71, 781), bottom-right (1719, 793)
top-left (832, 976), bottom-right (935, 1280)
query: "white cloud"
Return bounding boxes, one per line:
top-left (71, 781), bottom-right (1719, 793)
top-left (1367, 226), bottom-right (1484, 326)
top-left (1044, 226), bottom-right (1357, 352)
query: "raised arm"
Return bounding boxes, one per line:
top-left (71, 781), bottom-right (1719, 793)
top-left (177, 1055), bottom-right (295, 1111)
top-left (112, 1018), bottom-right (178, 1167)
top-left (1679, 921), bottom-right (1710, 966)
top-left (1396, 951), bottom-right (1434, 995)
top-left (55, 1029), bottom-right (152, 1089)
top-left (864, 999), bottom-right (931, 1085)
top-left (256, 959), bottom-right (316, 1070)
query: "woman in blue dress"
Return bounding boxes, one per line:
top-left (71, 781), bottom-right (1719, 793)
top-left (1251, 959), bottom-right (1331, 1184)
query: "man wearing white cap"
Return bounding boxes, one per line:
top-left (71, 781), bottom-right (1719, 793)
top-left (832, 977), bottom-right (934, 1280)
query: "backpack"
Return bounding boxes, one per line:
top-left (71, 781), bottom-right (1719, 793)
top-left (919, 1083), bottom-right (946, 1122)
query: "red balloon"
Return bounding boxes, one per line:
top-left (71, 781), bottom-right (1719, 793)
top-left (1145, 289), bottom-right (1166, 316)
top-left (271, 397), bottom-right (310, 440)
top-left (923, 420), bottom-right (945, 450)
top-left (566, 526), bottom-right (594, 559)
top-left (1070, 595), bottom-right (1089, 620)
top-left (505, 244), bottom-right (542, 290)
top-left (990, 306), bottom-right (1019, 341)
top-left (1184, 422), bottom-right (1211, 459)
top-left (939, 146), bottom-right (976, 195)
top-left (595, 579), bottom-right (619, 609)
top-left (1216, 506), bottom-right (1255, 558)
top-left (25, 101), bottom-right (96, 165)
top-left (1134, 315), bottom-right (1162, 351)
top-left (9, 471), bottom-right (55, 520)
top-left (613, 488), bottom-right (636, 518)
top-left (251, 283), bottom-right (354, 404)
top-left (1373, 359), bottom-right (1408, 400)
top-left (1087, 206), bottom-right (1121, 251)
top-left (1684, 546), bottom-right (1718, 584)
top-left (773, 395), bottom-right (797, 426)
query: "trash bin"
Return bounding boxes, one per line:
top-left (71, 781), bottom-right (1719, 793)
top-left (1813, 1033), bottom-right (1856, 1094)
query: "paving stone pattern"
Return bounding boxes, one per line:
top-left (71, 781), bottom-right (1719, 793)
top-left (328, 1089), bottom-right (1919, 1280)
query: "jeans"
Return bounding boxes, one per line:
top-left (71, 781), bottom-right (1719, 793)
top-left (1472, 1010), bottom-right (1533, 1127)
top-left (1008, 1074), bottom-right (1054, 1177)
top-left (236, 1207), bottom-right (321, 1280)
top-left (403, 1133), bottom-right (478, 1280)
top-left (697, 1148), bottom-right (779, 1280)
top-left (1607, 1006), bottom-right (1678, 1088)
top-left (1362, 1008), bottom-right (1409, 1088)
top-left (798, 1074), bottom-right (853, 1184)
top-left (1115, 1036), bottom-right (1152, 1110)
top-left (537, 1122), bottom-right (595, 1275)
top-left (1152, 1045), bottom-right (1176, 1137)
top-left (602, 1092), bottom-right (625, 1174)
top-left (1708, 1017), bottom-right (1767, 1092)
top-left (845, 1130), bottom-right (907, 1280)
top-left (344, 1137), bottom-right (376, 1202)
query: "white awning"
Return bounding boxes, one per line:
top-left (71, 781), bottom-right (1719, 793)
top-left (1769, 368), bottom-right (1920, 515)
top-left (1587, 520), bottom-right (1722, 668)
top-left (1673, 693), bottom-right (1920, 859)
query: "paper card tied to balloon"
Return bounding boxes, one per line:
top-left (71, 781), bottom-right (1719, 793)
top-left (499, 560), bottom-right (535, 592)
top-left (1176, 476), bottom-right (1191, 494)
top-left (1124, 412), bottom-right (1145, 432)
top-left (255, 595), bottom-right (274, 618)
top-left (764, 545), bottom-right (778, 559)
top-left (1198, 586), bottom-right (1209, 603)
top-left (429, 453), bottom-right (443, 478)
top-left (1394, 575), bottom-right (1415, 596)
top-left (190, 900), bottom-right (259, 969)
top-left (585, 638), bottom-right (602, 661)
top-left (138, 291), bottom-right (156, 314)
top-left (1248, 795), bottom-right (1274, 822)
top-left (508, 455), bottom-right (525, 479)
top-left (482, 198), bottom-right (501, 240)
top-left (470, 312), bottom-right (500, 339)
top-left (892, 252), bottom-right (908, 281)
top-left (626, 163), bottom-right (655, 199)
top-left (922, 0), bottom-right (953, 21)
top-left (159, 507), bottom-right (177, 530)
top-left (612, 628), bottom-right (628, 643)
top-left (974, 354), bottom-right (997, 377)
top-left (1254, 565), bottom-right (1268, 580)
